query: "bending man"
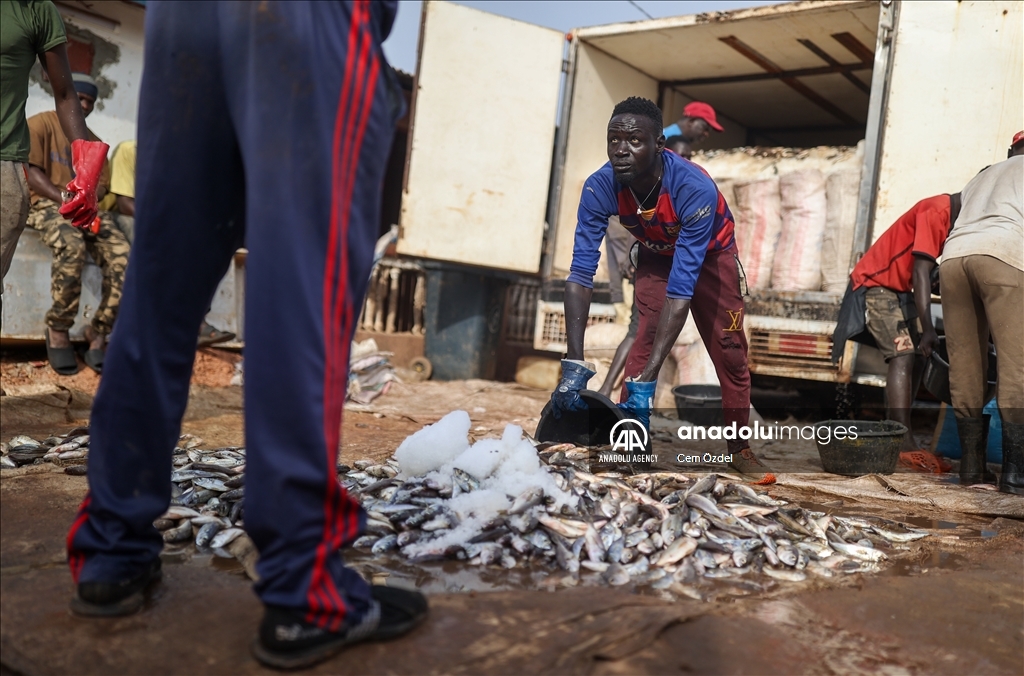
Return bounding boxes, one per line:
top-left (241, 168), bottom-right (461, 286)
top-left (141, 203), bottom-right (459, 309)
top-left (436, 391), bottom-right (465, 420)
top-left (550, 97), bottom-right (773, 483)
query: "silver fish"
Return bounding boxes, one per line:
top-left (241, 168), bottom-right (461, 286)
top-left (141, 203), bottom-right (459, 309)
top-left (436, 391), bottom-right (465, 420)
top-left (163, 520), bottom-right (193, 543)
top-left (656, 536), bottom-right (698, 567)
top-left (371, 534), bottom-right (398, 554)
top-left (827, 536), bottom-right (888, 562)
top-left (603, 563), bottom-right (631, 586)
top-left (763, 566), bottom-right (807, 582)
top-left (584, 525), bottom-right (605, 563)
top-left (196, 521), bottom-right (222, 548)
top-left (510, 487), bottom-right (544, 515)
top-left (211, 528), bottom-right (245, 549)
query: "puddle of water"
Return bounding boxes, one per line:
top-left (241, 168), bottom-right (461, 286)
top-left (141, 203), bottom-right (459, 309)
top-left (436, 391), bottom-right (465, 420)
top-left (883, 551), bottom-right (968, 577)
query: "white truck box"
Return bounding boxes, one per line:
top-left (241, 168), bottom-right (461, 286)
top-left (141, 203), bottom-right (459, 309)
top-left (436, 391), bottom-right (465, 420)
top-left (394, 0), bottom-right (1022, 383)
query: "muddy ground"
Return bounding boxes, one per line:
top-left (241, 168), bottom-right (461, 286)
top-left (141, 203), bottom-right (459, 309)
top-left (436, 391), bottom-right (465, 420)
top-left (1, 363), bottom-right (1022, 675)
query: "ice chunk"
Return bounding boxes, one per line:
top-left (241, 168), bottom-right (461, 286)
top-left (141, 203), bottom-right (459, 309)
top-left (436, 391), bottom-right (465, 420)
top-left (394, 410), bottom-right (471, 477)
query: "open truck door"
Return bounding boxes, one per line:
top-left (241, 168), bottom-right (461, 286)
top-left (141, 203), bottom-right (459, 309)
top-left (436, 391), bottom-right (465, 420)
top-left (862, 0), bottom-right (1023, 250)
top-left (397, 1), bottom-right (565, 274)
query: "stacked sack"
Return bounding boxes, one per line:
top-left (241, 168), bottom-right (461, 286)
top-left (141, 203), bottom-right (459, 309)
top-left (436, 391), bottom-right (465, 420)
top-left (692, 143), bottom-right (864, 292)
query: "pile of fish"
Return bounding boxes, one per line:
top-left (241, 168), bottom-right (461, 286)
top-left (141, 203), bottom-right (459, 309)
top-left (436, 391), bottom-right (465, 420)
top-left (163, 435), bottom-right (249, 557)
top-left (4, 428), bottom-right (932, 591)
top-left (1, 429), bottom-right (91, 469)
top-left (1, 431), bottom-right (254, 566)
top-left (346, 443), bottom-right (931, 589)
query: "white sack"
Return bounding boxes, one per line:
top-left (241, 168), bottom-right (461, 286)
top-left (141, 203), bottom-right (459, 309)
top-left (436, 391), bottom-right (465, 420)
top-left (671, 341), bottom-right (719, 387)
top-left (820, 169), bottom-right (861, 292)
top-left (772, 169), bottom-right (828, 291)
top-left (732, 178), bottom-right (782, 290)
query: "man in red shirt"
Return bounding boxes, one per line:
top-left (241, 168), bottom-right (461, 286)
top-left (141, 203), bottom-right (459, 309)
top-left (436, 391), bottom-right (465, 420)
top-left (833, 193), bottom-right (961, 471)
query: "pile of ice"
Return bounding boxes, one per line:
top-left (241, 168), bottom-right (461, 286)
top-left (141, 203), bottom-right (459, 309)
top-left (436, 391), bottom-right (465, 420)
top-left (392, 411), bottom-right (576, 556)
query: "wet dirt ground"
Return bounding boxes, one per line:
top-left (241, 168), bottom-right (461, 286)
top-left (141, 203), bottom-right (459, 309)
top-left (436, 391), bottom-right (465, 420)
top-left (2, 375), bottom-right (1022, 675)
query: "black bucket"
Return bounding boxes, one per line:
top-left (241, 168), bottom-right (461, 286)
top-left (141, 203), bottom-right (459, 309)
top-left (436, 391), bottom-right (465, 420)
top-left (535, 390), bottom-right (626, 447)
top-left (813, 420), bottom-right (907, 476)
top-left (672, 385), bottom-right (724, 427)
top-left (922, 336), bottom-right (996, 405)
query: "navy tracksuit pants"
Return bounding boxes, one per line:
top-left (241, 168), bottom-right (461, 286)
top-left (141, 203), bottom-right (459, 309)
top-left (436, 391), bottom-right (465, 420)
top-left (67, 0), bottom-right (402, 632)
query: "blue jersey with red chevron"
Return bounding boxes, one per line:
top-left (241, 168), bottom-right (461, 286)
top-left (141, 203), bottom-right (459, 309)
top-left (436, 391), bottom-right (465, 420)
top-left (567, 150), bottom-right (736, 299)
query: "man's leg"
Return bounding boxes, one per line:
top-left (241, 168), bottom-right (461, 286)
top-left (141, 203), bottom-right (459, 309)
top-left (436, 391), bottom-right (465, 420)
top-left (965, 255), bottom-right (1024, 493)
top-left (0, 161), bottom-right (30, 286)
top-left (213, 2), bottom-right (421, 652)
top-left (66, 2), bottom-right (246, 606)
top-left (940, 258), bottom-right (992, 484)
top-left (84, 212), bottom-right (130, 339)
top-left (27, 202), bottom-right (86, 345)
top-left (689, 251), bottom-right (750, 434)
top-left (885, 354), bottom-right (916, 450)
top-left (620, 247), bottom-right (671, 399)
top-left (940, 260), bottom-right (988, 418)
top-left (687, 250), bottom-right (771, 478)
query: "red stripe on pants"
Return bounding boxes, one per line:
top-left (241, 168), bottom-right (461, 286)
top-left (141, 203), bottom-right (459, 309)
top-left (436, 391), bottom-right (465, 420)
top-left (66, 493), bottom-right (93, 583)
top-left (310, 0), bottom-right (376, 631)
top-left (623, 246), bottom-right (752, 447)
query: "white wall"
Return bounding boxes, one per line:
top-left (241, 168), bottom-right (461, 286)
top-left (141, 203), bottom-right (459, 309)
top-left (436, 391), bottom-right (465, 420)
top-left (872, 1), bottom-right (1023, 240)
top-left (24, 3), bottom-right (145, 152)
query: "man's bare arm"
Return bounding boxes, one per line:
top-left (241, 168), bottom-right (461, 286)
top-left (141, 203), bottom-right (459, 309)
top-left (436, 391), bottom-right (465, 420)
top-left (26, 164), bottom-right (64, 203)
top-left (639, 297), bottom-right (691, 381)
top-left (41, 45), bottom-right (88, 143)
top-left (912, 256), bottom-right (938, 358)
top-left (564, 282), bottom-right (592, 361)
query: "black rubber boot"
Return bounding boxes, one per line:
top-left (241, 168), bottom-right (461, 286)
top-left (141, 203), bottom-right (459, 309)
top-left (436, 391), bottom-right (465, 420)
top-left (999, 421), bottom-right (1024, 495)
top-left (956, 417), bottom-right (993, 485)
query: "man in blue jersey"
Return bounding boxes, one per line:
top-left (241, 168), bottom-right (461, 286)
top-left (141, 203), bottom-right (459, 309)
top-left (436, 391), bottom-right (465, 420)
top-left (550, 97), bottom-right (774, 483)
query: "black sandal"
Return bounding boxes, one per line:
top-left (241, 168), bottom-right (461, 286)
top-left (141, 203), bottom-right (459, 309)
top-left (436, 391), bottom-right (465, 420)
top-left (198, 321), bottom-right (236, 347)
top-left (84, 348), bottom-right (104, 374)
top-left (45, 328), bottom-right (79, 375)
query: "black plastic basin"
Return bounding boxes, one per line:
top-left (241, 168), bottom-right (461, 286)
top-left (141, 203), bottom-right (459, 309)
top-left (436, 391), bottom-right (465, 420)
top-left (672, 385), bottom-right (725, 427)
top-left (814, 420), bottom-right (907, 476)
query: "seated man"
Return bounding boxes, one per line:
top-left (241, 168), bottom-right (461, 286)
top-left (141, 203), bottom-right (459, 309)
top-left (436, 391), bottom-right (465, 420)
top-left (832, 193), bottom-right (961, 472)
top-left (109, 139), bottom-right (235, 347)
top-left (25, 74), bottom-right (129, 375)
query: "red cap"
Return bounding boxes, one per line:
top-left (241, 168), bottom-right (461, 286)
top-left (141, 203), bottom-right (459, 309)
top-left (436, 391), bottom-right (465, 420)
top-left (684, 102), bottom-right (723, 132)
top-left (1012, 130), bottom-right (1024, 147)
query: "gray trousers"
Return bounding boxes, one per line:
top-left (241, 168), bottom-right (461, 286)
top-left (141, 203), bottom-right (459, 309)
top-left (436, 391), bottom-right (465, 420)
top-left (1, 160), bottom-right (31, 287)
top-left (941, 255), bottom-right (1024, 424)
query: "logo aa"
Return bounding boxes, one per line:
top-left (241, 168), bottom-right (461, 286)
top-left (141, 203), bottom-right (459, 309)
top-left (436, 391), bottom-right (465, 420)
top-left (610, 418), bottom-right (649, 452)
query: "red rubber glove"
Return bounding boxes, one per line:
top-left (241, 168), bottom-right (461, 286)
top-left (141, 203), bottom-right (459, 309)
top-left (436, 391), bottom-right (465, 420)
top-left (59, 139), bottom-right (109, 230)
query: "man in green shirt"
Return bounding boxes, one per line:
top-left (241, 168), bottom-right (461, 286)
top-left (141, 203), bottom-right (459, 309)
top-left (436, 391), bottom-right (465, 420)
top-left (1, 0), bottom-right (106, 289)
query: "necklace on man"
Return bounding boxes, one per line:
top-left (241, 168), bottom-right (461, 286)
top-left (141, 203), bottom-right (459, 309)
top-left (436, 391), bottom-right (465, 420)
top-left (629, 169), bottom-right (662, 216)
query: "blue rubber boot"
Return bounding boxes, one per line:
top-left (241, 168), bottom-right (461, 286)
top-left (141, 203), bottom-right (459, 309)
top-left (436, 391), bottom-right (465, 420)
top-left (550, 359), bottom-right (596, 419)
top-left (618, 379), bottom-right (657, 430)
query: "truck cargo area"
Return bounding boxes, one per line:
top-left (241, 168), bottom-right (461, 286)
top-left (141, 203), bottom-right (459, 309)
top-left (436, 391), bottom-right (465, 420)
top-left (551, 0), bottom-right (881, 279)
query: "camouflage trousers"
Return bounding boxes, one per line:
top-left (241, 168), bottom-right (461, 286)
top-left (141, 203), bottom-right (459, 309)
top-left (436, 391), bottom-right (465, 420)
top-left (26, 199), bottom-right (130, 335)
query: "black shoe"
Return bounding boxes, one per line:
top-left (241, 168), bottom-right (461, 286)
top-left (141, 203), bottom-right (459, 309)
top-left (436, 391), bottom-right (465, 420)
top-left (252, 586), bottom-right (428, 670)
top-left (956, 417), bottom-right (994, 485)
top-left (999, 421), bottom-right (1024, 495)
top-left (69, 559), bottom-right (162, 617)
